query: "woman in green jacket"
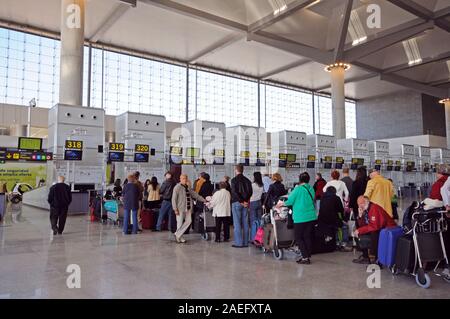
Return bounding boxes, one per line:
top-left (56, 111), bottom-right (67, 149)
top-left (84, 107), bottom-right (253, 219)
top-left (284, 172), bottom-right (317, 264)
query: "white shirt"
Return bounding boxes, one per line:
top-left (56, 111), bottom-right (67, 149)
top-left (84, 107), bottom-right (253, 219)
top-left (323, 180), bottom-right (349, 203)
top-left (208, 189), bottom-right (231, 217)
top-left (262, 176), bottom-right (271, 193)
top-left (441, 177), bottom-right (450, 206)
top-left (250, 183), bottom-right (264, 202)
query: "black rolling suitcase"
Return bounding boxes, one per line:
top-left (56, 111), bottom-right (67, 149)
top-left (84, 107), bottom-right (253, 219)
top-left (394, 235), bottom-right (415, 274)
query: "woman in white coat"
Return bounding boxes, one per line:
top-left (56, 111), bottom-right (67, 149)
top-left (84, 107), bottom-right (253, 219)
top-left (207, 182), bottom-right (231, 243)
top-left (323, 170), bottom-right (349, 205)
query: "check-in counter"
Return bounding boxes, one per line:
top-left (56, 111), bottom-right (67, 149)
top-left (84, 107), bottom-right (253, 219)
top-left (68, 191), bottom-right (90, 215)
top-left (0, 193), bottom-right (6, 219)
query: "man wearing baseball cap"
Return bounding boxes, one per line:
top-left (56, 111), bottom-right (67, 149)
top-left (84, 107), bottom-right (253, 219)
top-left (364, 168), bottom-right (394, 218)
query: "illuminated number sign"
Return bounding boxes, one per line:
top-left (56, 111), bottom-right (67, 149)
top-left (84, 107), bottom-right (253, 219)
top-left (287, 154), bottom-right (297, 163)
top-left (170, 146), bottom-right (183, 156)
top-left (240, 151), bottom-right (250, 158)
top-left (109, 143), bottom-right (125, 152)
top-left (335, 157), bottom-right (344, 164)
top-left (214, 149), bottom-right (225, 157)
top-left (387, 160), bottom-right (394, 165)
top-left (375, 159), bottom-right (382, 165)
top-left (257, 152), bottom-right (266, 159)
top-left (324, 156), bottom-right (333, 163)
top-left (395, 160), bottom-right (401, 166)
top-left (186, 147), bottom-right (200, 158)
top-left (135, 144), bottom-right (150, 153)
top-left (279, 154), bottom-right (287, 160)
top-left (65, 140), bottom-right (83, 150)
top-left (406, 161), bottom-right (415, 167)
top-left (307, 155), bottom-right (316, 162)
top-left (18, 137), bottom-right (42, 151)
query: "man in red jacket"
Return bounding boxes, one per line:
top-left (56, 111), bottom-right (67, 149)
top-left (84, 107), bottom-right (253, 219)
top-left (430, 164), bottom-right (449, 201)
top-left (352, 196), bottom-right (397, 264)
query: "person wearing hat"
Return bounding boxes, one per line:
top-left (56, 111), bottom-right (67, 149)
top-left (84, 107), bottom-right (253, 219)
top-left (364, 168), bottom-right (394, 218)
top-left (430, 164), bottom-right (449, 201)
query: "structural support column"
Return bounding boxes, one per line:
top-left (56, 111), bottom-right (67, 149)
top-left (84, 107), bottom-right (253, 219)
top-left (59, 0), bottom-right (85, 106)
top-left (327, 63), bottom-right (349, 139)
top-left (440, 98), bottom-right (450, 149)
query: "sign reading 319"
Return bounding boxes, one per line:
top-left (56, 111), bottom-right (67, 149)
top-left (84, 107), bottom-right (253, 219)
top-left (135, 144), bottom-right (150, 153)
top-left (109, 143), bottom-right (125, 152)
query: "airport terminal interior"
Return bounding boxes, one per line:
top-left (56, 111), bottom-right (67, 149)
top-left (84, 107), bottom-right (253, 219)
top-left (1, 0), bottom-right (450, 299)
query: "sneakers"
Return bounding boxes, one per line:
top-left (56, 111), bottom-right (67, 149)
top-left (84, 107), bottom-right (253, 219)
top-left (296, 258), bottom-right (311, 265)
top-left (352, 255), bottom-right (371, 264)
top-left (176, 236), bottom-right (186, 243)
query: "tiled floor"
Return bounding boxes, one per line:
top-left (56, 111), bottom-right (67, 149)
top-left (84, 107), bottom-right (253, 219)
top-left (0, 205), bottom-right (449, 299)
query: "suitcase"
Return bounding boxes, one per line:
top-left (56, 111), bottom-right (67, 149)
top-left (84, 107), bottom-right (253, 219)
top-left (394, 235), bottom-right (415, 274)
top-left (141, 209), bottom-right (155, 230)
top-left (416, 232), bottom-right (444, 262)
top-left (378, 226), bottom-right (403, 267)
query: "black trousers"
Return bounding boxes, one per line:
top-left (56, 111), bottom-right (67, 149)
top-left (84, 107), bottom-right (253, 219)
top-left (294, 221), bottom-right (315, 259)
top-left (215, 216), bottom-right (230, 241)
top-left (361, 231), bottom-right (380, 259)
top-left (50, 206), bottom-right (68, 233)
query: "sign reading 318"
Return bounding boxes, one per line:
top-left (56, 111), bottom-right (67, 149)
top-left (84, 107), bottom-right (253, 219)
top-left (65, 140), bottom-right (83, 150)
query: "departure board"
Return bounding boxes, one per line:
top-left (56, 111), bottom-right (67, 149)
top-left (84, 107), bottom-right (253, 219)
top-left (18, 137), bottom-right (42, 151)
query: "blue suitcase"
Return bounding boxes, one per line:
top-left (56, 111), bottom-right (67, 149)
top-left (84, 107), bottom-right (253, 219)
top-left (378, 226), bottom-right (403, 267)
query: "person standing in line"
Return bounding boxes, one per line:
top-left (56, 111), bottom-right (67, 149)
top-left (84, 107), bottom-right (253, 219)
top-left (313, 173), bottom-right (326, 212)
top-left (349, 166), bottom-right (368, 230)
top-left (207, 181), bottom-right (231, 243)
top-left (323, 170), bottom-right (349, 205)
top-left (155, 172), bottom-right (176, 232)
top-left (134, 171), bottom-right (144, 231)
top-left (263, 173), bottom-right (287, 210)
top-left (230, 164), bottom-right (253, 248)
top-left (147, 176), bottom-right (161, 209)
top-left (284, 172), bottom-right (317, 264)
top-left (249, 172), bottom-right (264, 243)
top-left (143, 179), bottom-right (151, 209)
top-left (341, 167), bottom-right (353, 194)
top-left (222, 176), bottom-right (232, 194)
top-left (122, 173), bottom-right (140, 235)
top-left (262, 173), bottom-right (272, 193)
top-left (112, 178), bottom-right (122, 199)
top-left (47, 176), bottom-right (72, 235)
top-left (172, 174), bottom-right (206, 243)
top-left (364, 168), bottom-right (394, 218)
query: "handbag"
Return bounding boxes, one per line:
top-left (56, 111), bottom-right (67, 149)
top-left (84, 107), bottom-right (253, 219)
top-left (358, 234), bottom-right (372, 250)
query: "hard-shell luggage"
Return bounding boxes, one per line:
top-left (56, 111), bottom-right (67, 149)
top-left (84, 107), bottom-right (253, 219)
top-left (141, 209), bottom-right (155, 230)
top-left (394, 235), bottom-right (415, 274)
top-left (378, 226), bottom-right (403, 267)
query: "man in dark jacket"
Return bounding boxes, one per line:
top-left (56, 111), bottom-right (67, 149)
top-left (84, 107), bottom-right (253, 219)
top-left (122, 173), bottom-right (140, 235)
top-left (155, 171), bottom-right (177, 232)
top-left (231, 164), bottom-right (252, 248)
top-left (47, 176), bottom-right (72, 235)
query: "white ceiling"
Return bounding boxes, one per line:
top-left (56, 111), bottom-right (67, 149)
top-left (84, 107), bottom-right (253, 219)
top-left (0, 0), bottom-right (449, 100)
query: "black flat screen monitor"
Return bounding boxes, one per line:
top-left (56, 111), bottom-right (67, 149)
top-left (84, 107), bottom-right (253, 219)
top-left (334, 163), bottom-right (343, 169)
top-left (306, 162), bottom-right (315, 169)
top-left (73, 184), bottom-right (95, 192)
top-left (64, 150), bottom-right (83, 161)
top-left (108, 152), bottom-right (124, 162)
top-left (134, 153), bottom-right (149, 163)
top-left (324, 163), bottom-right (332, 169)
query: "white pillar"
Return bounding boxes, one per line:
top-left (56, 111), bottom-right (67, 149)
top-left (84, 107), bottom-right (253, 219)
top-left (441, 99), bottom-right (450, 149)
top-left (330, 66), bottom-right (346, 139)
top-left (59, 0), bottom-right (85, 106)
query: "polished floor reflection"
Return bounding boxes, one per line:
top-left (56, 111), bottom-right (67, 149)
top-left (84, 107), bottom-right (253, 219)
top-left (0, 206), bottom-right (449, 299)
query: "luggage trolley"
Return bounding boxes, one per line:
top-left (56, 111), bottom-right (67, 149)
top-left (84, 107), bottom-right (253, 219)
top-left (392, 208), bottom-right (450, 288)
top-left (262, 196), bottom-right (296, 260)
top-left (194, 205), bottom-right (216, 241)
top-left (104, 199), bottom-right (123, 226)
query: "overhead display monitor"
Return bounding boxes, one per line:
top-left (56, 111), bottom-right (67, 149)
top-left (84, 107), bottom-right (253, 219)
top-left (135, 144), bottom-right (150, 153)
top-left (306, 162), bottom-right (315, 169)
top-left (64, 150), bottom-right (83, 161)
top-left (286, 154), bottom-right (297, 163)
top-left (324, 162), bottom-right (332, 169)
top-left (134, 153), bottom-right (149, 163)
top-left (170, 146), bottom-right (183, 156)
top-left (186, 147), bottom-right (200, 158)
top-left (65, 140), bottom-right (83, 150)
top-left (214, 149), bottom-right (225, 157)
top-left (109, 142), bottom-right (125, 152)
top-left (18, 137), bottom-right (42, 151)
top-left (108, 152), bottom-right (125, 162)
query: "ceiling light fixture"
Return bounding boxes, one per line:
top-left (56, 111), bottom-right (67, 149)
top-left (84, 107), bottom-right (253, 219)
top-left (439, 98), bottom-right (450, 104)
top-left (349, 11), bottom-right (367, 46)
top-left (324, 62), bottom-right (351, 72)
top-left (270, 0), bottom-right (288, 16)
top-left (403, 38), bottom-right (422, 66)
